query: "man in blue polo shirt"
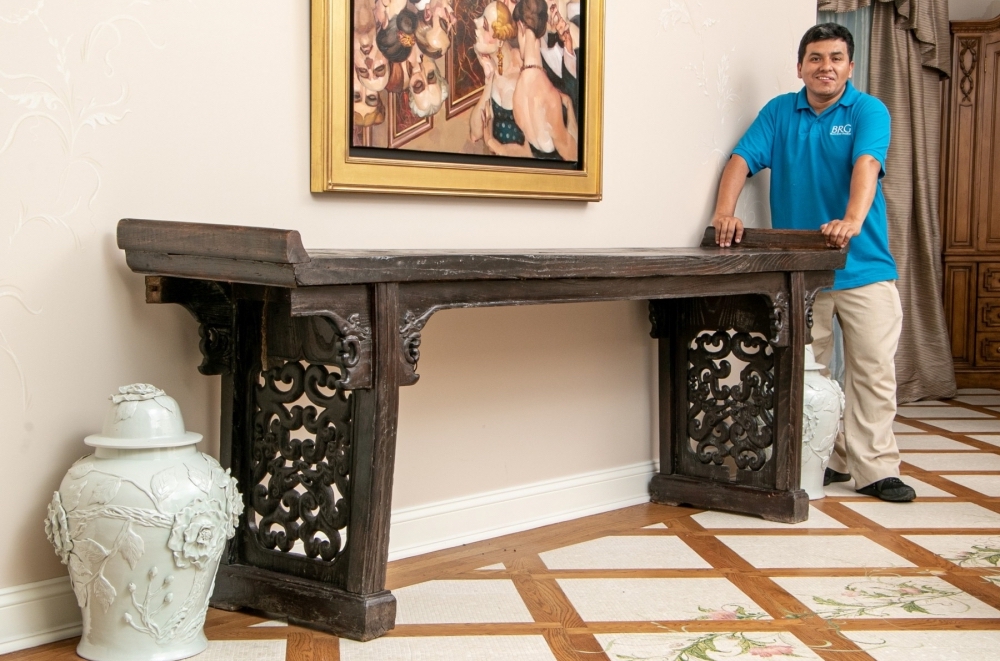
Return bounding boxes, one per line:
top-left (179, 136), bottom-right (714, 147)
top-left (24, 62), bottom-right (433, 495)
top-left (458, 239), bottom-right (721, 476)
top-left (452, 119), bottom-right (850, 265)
top-left (711, 23), bottom-right (915, 502)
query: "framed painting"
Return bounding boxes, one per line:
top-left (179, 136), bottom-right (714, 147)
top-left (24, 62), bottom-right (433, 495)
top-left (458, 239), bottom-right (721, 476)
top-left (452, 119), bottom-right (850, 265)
top-left (311, 0), bottom-right (604, 200)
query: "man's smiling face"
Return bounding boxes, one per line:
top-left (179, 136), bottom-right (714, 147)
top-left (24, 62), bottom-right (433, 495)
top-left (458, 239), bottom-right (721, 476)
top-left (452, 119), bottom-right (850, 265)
top-left (797, 38), bottom-right (854, 104)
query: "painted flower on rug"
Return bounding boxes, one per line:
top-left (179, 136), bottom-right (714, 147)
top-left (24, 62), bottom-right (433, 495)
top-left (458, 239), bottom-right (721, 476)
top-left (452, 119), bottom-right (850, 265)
top-left (945, 537), bottom-right (1000, 568)
top-left (809, 577), bottom-right (973, 618)
top-left (696, 604), bottom-right (767, 620)
top-left (750, 645), bottom-right (795, 658)
top-left (603, 632), bottom-right (804, 660)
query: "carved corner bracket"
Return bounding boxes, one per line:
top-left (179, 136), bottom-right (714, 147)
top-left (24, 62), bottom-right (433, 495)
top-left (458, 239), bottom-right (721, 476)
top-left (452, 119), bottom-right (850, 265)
top-left (803, 286), bottom-right (825, 344)
top-left (287, 287), bottom-right (374, 390)
top-left (146, 276), bottom-right (235, 375)
top-left (399, 308), bottom-right (436, 386)
top-left (318, 311), bottom-right (372, 390)
top-left (648, 299), bottom-right (672, 339)
top-left (196, 324), bottom-right (233, 376)
top-left (765, 291), bottom-right (789, 347)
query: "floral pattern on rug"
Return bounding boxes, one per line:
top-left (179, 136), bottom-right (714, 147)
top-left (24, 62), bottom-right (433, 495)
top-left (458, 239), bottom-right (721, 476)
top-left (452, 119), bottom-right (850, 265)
top-left (696, 604), bottom-right (768, 621)
top-left (942, 537), bottom-right (1000, 568)
top-left (806, 577), bottom-right (977, 618)
top-left (598, 632), bottom-right (814, 660)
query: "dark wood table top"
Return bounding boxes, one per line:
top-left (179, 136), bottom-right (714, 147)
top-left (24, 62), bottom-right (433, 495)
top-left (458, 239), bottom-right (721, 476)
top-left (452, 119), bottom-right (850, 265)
top-left (117, 219), bottom-right (846, 287)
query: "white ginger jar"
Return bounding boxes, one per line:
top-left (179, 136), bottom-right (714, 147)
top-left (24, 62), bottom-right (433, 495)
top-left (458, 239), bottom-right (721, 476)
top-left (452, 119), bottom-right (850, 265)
top-left (44, 384), bottom-right (243, 661)
top-left (801, 346), bottom-right (845, 500)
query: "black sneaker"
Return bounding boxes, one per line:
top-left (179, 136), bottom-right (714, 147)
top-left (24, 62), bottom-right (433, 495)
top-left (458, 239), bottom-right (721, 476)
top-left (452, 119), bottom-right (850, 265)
top-left (856, 477), bottom-right (916, 502)
top-left (823, 468), bottom-right (851, 486)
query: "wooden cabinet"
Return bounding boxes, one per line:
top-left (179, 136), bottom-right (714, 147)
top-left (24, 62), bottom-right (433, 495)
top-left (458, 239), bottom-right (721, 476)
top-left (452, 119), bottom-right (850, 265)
top-left (942, 16), bottom-right (1000, 386)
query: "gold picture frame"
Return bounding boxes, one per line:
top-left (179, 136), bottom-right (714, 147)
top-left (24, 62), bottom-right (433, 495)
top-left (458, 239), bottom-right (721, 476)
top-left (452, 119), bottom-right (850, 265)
top-left (310, 0), bottom-right (605, 201)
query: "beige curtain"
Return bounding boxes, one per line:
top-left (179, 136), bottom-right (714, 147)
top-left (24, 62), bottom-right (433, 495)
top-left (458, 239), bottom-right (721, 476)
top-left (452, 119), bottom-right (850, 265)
top-left (819, 0), bottom-right (957, 402)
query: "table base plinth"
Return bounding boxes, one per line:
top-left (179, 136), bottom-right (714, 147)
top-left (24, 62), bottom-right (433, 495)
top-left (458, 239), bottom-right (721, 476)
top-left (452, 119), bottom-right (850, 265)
top-left (649, 474), bottom-right (810, 523)
top-left (211, 564), bottom-right (396, 641)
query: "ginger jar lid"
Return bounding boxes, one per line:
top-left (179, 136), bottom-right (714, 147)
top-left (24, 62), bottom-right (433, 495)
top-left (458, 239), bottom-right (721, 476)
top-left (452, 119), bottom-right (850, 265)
top-left (84, 384), bottom-right (203, 449)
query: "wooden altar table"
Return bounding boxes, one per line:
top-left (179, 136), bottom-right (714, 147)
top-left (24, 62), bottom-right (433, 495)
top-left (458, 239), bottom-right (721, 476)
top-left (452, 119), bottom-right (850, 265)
top-left (117, 219), bottom-right (845, 641)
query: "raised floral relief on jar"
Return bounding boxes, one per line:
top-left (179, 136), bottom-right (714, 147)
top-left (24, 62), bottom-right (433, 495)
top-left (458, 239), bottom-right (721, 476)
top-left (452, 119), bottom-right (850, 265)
top-left (45, 384), bottom-right (243, 661)
top-left (801, 346), bottom-right (845, 500)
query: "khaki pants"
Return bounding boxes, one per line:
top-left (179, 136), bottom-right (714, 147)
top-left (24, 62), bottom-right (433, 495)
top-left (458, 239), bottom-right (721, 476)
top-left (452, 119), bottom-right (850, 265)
top-left (810, 281), bottom-right (903, 488)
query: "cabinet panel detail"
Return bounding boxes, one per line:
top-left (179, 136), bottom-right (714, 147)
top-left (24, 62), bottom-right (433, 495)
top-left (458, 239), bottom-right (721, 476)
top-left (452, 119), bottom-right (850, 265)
top-left (980, 298), bottom-right (1000, 330)
top-left (979, 44), bottom-right (1000, 250)
top-left (949, 102), bottom-right (976, 249)
top-left (977, 332), bottom-right (1000, 366)
top-left (980, 263), bottom-right (1000, 296)
top-left (947, 263), bottom-right (976, 366)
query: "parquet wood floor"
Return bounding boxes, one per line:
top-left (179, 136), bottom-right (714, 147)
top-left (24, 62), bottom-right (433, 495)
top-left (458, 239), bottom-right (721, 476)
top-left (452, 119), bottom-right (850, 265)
top-left (10, 390), bottom-right (1000, 660)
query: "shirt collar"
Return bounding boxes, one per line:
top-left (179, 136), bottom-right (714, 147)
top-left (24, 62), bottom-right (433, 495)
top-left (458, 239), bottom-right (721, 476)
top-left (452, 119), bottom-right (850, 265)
top-left (796, 80), bottom-right (859, 113)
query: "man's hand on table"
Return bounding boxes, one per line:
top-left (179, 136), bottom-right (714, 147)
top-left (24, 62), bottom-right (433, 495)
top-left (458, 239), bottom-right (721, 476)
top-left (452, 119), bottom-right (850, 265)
top-left (712, 214), bottom-right (745, 248)
top-left (820, 218), bottom-right (861, 249)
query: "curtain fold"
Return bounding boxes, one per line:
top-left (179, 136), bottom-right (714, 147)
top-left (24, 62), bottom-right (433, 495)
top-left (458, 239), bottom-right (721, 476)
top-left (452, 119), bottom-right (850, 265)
top-left (818, 0), bottom-right (872, 13)
top-left (868, 0), bottom-right (956, 401)
top-left (818, 0), bottom-right (956, 402)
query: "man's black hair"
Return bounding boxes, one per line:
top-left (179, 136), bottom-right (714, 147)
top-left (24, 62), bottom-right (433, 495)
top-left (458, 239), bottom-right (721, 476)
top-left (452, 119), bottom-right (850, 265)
top-left (798, 23), bottom-right (854, 63)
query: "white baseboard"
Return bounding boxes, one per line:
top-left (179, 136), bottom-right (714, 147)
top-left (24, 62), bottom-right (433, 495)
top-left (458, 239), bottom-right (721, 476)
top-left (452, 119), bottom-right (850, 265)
top-left (387, 460), bottom-right (657, 561)
top-left (6, 461), bottom-right (656, 653)
top-left (0, 577), bottom-right (81, 655)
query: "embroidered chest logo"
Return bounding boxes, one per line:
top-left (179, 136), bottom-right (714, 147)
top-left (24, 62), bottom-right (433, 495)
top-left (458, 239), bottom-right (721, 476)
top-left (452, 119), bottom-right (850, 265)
top-left (830, 124), bottom-right (853, 136)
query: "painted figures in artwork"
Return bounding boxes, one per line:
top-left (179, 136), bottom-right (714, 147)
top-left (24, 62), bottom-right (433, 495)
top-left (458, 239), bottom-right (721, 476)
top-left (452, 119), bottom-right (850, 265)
top-left (351, 0), bottom-right (582, 162)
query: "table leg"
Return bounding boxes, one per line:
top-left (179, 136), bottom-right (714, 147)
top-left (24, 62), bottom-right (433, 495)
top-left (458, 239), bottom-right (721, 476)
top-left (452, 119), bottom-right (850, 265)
top-left (209, 285), bottom-right (401, 641)
top-left (648, 292), bottom-right (809, 523)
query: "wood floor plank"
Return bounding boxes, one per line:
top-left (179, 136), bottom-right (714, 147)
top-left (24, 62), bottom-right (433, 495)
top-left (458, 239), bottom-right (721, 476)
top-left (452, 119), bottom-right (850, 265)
top-left (786, 627), bottom-right (875, 661)
top-left (385, 623), bottom-right (559, 636)
top-left (543, 628), bottom-right (611, 661)
top-left (807, 500), bottom-right (883, 529)
top-left (938, 572), bottom-right (1000, 609)
top-left (205, 627), bottom-right (295, 640)
top-left (513, 568), bottom-right (726, 579)
top-left (285, 631), bottom-right (314, 661)
top-left (569, 621), bottom-right (807, 634)
top-left (858, 531), bottom-right (963, 570)
top-left (286, 631), bottom-right (339, 661)
top-left (754, 567), bottom-right (972, 578)
top-left (830, 617), bottom-right (1000, 630)
top-left (1, 637), bottom-right (79, 661)
top-left (724, 573), bottom-right (823, 623)
top-left (512, 574), bottom-right (587, 629)
top-left (673, 531), bottom-right (757, 572)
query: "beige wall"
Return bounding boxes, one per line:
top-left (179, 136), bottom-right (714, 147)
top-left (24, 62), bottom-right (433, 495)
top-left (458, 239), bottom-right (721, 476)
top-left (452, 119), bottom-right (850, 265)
top-left (0, 0), bottom-right (813, 588)
top-left (951, 0), bottom-right (1000, 20)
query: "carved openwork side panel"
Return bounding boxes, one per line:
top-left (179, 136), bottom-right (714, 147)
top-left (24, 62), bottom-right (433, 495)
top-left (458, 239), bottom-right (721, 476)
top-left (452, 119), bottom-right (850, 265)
top-left (671, 296), bottom-right (778, 489)
top-left (233, 293), bottom-right (375, 586)
top-left (244, 360), bottom-right (353, 584)
top-left (687, 330), bottom-right (774, 474)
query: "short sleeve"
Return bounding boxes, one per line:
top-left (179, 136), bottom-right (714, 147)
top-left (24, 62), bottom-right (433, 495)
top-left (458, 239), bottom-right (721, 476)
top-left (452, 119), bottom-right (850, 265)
top-left (732, 101), bottom-right (776, 176)
top-left (852, 96), bottom-right (891, 177)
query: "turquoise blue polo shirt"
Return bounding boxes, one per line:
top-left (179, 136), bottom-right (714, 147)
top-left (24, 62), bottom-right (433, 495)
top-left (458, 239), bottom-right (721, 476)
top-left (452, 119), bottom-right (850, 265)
top-left (733, 81), bottom-right (897, 290)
